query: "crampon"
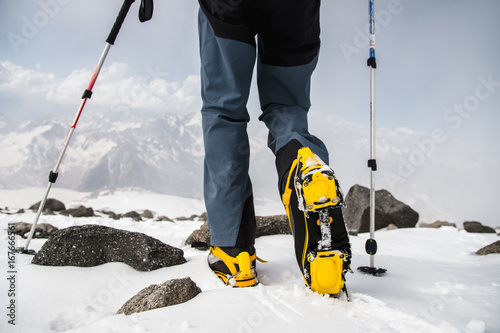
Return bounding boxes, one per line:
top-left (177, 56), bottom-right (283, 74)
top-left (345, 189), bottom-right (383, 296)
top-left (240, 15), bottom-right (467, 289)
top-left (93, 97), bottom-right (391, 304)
top-left (283, 147), bottom-right (352, 300)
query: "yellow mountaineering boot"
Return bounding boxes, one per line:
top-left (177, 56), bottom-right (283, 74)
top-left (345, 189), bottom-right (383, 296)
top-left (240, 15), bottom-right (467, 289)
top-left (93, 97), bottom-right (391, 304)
top-left (282, 147), bottom-right (351, 296)
top-left (208, 246), bottom-right (265, 287)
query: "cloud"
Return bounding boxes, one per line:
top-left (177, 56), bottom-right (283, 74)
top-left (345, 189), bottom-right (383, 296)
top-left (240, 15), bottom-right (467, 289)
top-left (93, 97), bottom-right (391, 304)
top-left (94, 65), bottom-right (201, 114)
top-left (0, 60), bottom-right (202, 115)
top-left (0, 60), bottom-right (56, 96)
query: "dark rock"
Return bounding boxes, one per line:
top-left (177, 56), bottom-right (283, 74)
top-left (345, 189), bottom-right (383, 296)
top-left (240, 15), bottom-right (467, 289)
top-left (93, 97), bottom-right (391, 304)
top-left (363, 189), bottom-right (419, 232)
top-left (342, 185), bottom-right (370, 234)
top-left (29, 198), bottom-right (66, 212)
top-left (256, 215), bottom-right (291, 237)
top-left (175, 214), bottom-right (200, 221)
top-left (100, 210), bottom-right (121, 220)
top-left (12, 222), bottom-right (58, 239)
top-left (59, 205), bottom-right (95, 217)
top-left (32, 225), bottom-right (186, 271)
top-left (117, 277), bottom-right (201, 315)
top-left (123, 211), bottom-right (142, 221)
top-left (463, 221), bottom-right (496, 234)
top-left (476, 240), bottom-right (500, 255)
top-left (13, 222), bottom-right (30, 236)
top-left (175, 214), bottom-right (206, 221)
top-left (342, 185), bottom-right (370, 235)
top-left (185, 221), bottom-right (210, 248)
top-left (421, 221), bottom-right (457, 228)
top-left (185, 215), bottom-right (292, 249)
top-left (1, 209), bottom-right (26, 216)
top-left (343, 184), bottom-right (419, 234)
top-left (141, 210), bottom-right (154, 219)
top-left (156, 216), bottom-right (173, 222)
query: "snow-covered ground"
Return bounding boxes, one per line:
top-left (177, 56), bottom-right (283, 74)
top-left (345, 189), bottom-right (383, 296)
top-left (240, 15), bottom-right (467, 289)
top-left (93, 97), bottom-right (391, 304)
top-left (1, 189), bottom-right (499, 333)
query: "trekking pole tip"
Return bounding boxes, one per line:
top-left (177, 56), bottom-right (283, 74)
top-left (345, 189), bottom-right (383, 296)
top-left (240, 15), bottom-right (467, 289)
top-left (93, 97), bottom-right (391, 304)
top-left (13, 247), bottom-right (37, 255)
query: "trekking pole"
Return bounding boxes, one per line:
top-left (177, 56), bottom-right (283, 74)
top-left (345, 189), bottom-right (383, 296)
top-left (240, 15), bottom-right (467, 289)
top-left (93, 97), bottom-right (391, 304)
top-left (16, 0), bottom-right (153, 255)
top-left (358, 0), bottom-right (387, 276)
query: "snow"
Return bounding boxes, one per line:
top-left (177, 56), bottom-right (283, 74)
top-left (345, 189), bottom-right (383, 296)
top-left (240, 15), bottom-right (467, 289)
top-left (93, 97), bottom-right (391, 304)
top-left (0, 124), bottom-right (52, 168)
top-left (108, 122), bottom-right (142, 132)
top-left (1, 190), bottom-right (499, 333)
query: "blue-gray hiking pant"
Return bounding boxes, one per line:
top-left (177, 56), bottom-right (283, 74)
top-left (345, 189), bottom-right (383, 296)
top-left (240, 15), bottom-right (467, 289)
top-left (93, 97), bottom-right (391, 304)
top-left (199, 0), bottom-right (329, 247)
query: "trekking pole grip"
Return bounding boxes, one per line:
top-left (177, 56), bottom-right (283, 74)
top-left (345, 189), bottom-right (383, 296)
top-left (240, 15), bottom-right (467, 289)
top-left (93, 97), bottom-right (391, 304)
top-left (106, 0), bottom-right (135, 45)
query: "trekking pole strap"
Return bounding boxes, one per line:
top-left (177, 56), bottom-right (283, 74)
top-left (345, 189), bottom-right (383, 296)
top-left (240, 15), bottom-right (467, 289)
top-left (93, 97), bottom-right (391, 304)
top-left (106, 0), bottom-right (135, 45)
top-left (139, 0), bottom-right (154, 22)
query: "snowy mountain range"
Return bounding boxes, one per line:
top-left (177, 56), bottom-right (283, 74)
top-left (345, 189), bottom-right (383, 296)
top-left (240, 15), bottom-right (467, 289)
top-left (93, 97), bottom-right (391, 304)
top-left (0, 112), bottom-right (206, 198)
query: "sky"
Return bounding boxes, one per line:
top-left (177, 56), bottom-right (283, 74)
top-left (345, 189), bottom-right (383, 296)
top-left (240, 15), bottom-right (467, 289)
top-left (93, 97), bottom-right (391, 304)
top-left (1, 0), bottom-right (500, 225)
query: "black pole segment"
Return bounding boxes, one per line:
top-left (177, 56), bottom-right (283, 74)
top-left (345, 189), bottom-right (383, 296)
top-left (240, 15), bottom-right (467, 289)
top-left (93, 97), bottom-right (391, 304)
top-left (367, 57), bottom-right (377, 69)
top-left (48, 171), bottom-right (58, 183)
top-left (139, 0), bottom-right (154, 22)
top-left (81, 89), bottom-right (93, 99)
top-left (106, 0), bottom-right (135, 45)
top-left (365, 238), bottom-right (378, 255)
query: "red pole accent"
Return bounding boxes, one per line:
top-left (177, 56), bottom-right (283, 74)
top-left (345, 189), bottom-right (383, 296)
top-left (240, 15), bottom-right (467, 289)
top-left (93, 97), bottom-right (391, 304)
top-left (87, 66), bottom-right (100, 92)
top-left (71, 99), bottom-right (88, 128)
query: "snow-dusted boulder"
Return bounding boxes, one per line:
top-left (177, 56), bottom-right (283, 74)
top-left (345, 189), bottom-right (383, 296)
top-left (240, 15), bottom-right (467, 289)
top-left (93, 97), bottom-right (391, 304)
top-left (463, 221), bottom-right (496, 234)
top-left (185, 215), bottom-right (291, 249)
top-left (117, 277), bottom-right (201, 315)
top-left (476, 240), bottom-right (500, 255)
top-left (185, 220), bottom-right (210, 249)
top-left (123, 210), bottom-right (142, 221)
top-left (141, 209), bottom-right (154, 219)
top-left (420, 220), bottom-right (457, 228)
top-left (59, 205), bottom-right (95, 217)
top-left (32, 225), bottom-right (186, 271)
top-left (12, 221), bottom-right (58, 238)
top-left (29, 198), bottom-right (66, 212)
top-left (342, 184), bottom-right (419, 234)
top-left (256, 215), bottom-right (291, 237)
